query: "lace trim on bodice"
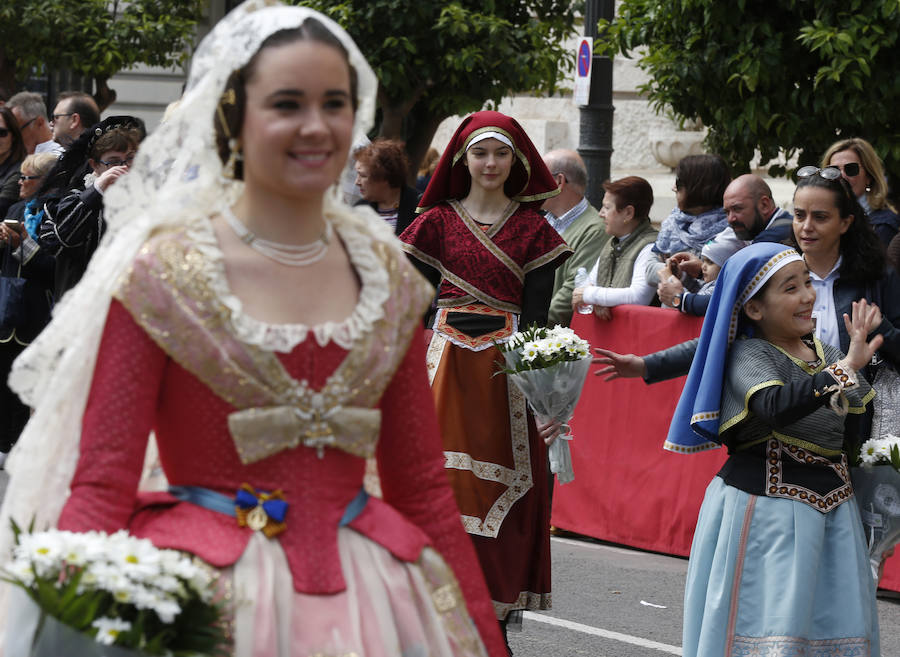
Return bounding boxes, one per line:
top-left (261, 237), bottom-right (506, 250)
top-left (185, 212), bottom-right (392, 352)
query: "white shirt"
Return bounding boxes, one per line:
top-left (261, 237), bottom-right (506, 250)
top-left (583, 242), bottom-right (657, 307)
top-left (35, 140), bottom-right (64, 156)
top-left (810, 255), bottom-right (842, 349)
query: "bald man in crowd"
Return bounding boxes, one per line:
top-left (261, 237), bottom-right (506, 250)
top-left (542, 149), bottom-right (608, 327)
top-left (657, 173), bottom-right (794, 313)
top-left (722, 174), bottom-right (794, 243)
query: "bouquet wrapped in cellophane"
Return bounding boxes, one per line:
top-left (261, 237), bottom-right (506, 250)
top-left (851, 433), bottom-right (900, 584)
top-left (2, 523), bottom-right (228, 656)
top-left (497, 324), bottom-right (592, 485)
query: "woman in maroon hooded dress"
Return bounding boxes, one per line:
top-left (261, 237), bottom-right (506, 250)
top-left (401, 111), bottom-right (572, 646)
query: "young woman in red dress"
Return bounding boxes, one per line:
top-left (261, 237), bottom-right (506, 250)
top-left (401, 111), bottom-right (572, 648)
top-left (0, 3), bottom-right (506, 655)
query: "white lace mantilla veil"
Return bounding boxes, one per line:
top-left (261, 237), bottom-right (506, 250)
top-left (0, 0), bottom-right (381, 631)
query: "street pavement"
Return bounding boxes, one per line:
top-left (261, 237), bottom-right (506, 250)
top-left (509, 533), bottom-right (900, 656)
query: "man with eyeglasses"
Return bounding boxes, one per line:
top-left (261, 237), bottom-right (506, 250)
top-left (541, 148), bottom-right (608, 327)
top-left (51, 91), bottom-right (101, 150)
top-left (6, 91), bottom-right (62, 156)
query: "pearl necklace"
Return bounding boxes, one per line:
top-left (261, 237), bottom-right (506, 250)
top-left (222, 206), bottom-right (332, 267)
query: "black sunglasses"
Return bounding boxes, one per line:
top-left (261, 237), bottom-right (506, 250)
top-left (0, 128), bottom-right (9, 138)
top-left (834, 162), bottom-right (861, 177)
top-left (19, 174), bottom-right (43, 181)
top-left (797, 165), bottom-right (842, 181)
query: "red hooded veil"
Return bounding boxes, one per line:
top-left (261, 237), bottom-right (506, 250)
top-left (416, 110), bottom-right (560, 211)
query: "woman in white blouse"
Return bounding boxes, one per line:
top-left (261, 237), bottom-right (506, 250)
top-left (572, 176), bottom-right (658, 318)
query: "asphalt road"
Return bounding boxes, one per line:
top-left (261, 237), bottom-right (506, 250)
top-left (509, 534), bottom-right (900, 656)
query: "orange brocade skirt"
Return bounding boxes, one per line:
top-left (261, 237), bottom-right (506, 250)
top-left (426, 308), bottom-right (551, 620)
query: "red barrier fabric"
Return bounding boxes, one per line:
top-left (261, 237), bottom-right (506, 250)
top-left (551, 305), bottom-right (714, 556)
top-left (552, 304), bottom-right (900, 590)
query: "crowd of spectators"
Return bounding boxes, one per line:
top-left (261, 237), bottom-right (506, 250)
top-left (0, 89), bottom-right (143, 466)
top-left (2, 85), bottom-right (899, 487)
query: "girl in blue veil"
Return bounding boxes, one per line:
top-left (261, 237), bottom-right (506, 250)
top-left (667, 241), bottom-right (883, 656)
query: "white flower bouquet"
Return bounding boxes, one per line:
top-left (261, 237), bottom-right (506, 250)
top-left (497, 324), bottom-right (592, 485)
top-left (851, 434), bottom-right (900, 584)
top-left (3, 523), bottom-right (228, 656)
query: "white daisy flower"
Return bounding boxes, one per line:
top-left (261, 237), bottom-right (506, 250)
top-left (91, 617), bottom-right (131, 645)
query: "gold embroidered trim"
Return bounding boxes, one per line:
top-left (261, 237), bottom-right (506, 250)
top-left (768, 338), bottom-right (827, 375)
top-left (718, 379), bottom-right (784, 433)
top-left (448, 199), bottom-right (524, 282)
top-left (115, 227), bottom-right (431, 463)
top-left (418, 547), bottom-right (488, 656)
top-left (522, 241), bottom-right (573, 274)
top-left (433, 305), bottom-right (515, 351)
top-left (662, 439), bottom-right (721, 454)
top-left (850, 387), bottom-right (875, 414)
top-left (770, 431), bottom-right (843, 458)
top-left (492, 591), bottom-right (551, 619)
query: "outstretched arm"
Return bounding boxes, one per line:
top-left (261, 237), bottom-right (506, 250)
top-left (593, 338), bottom-right (700, 384)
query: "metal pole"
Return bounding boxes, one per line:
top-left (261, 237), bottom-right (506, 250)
top-left (578, 0), bottom-right (615, 208)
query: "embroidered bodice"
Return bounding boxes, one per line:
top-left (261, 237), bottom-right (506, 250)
top-left (400, 201), bottom-right (571, 314)
top-left (57, 215), bottom-right (493, 602)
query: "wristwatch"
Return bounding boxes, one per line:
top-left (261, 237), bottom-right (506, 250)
top-left (672, 293), bottom-right (682, 309)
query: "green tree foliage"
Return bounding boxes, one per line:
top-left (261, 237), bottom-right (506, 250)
top-left (295, 0), bottom-right (578, 175)
top-left (0, 0), bottom-right (203, 109)
top-left (596, 0), bottom-right (900, 180)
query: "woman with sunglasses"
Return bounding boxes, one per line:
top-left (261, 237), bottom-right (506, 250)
top-left (0, 107), bottom-right (27, 218)
top-left (0, 152), bottom-right (57, 469)
top-left (822, 137), bottom-right (899, 248)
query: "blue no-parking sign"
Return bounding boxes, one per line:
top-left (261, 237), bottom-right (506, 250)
top-left (574, 38), bottom-right (593, 105)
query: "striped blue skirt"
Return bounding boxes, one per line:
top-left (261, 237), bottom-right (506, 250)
top-left (683, 476), bottom-right (880, 657)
